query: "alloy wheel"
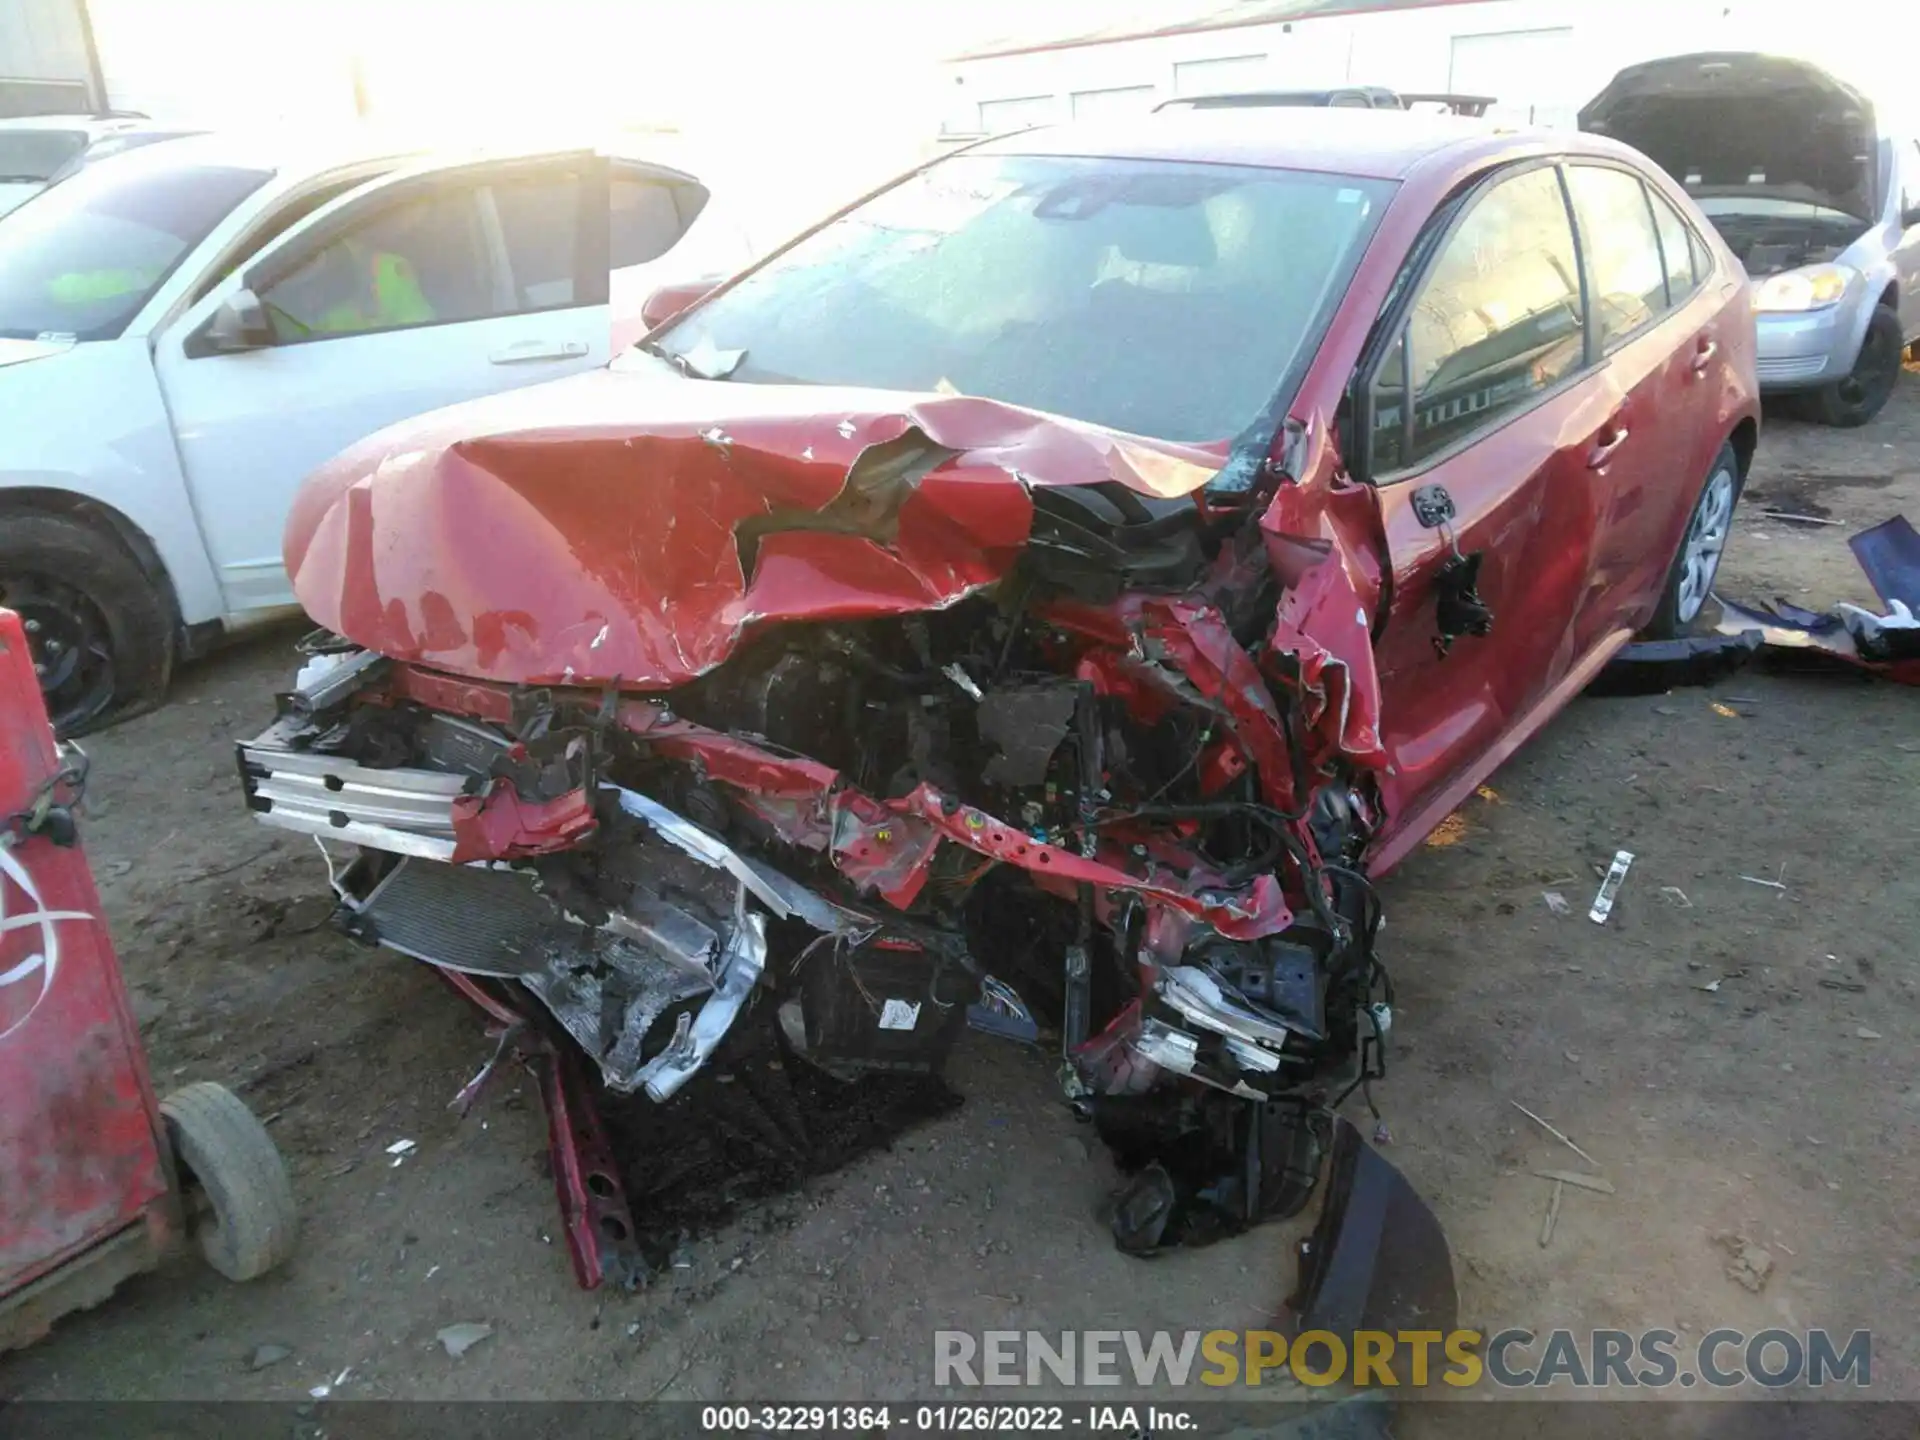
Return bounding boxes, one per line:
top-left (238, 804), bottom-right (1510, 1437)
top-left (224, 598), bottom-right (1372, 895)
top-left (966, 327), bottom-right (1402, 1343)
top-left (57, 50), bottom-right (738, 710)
top-left (1674, 467), bottom-right (1737, 625)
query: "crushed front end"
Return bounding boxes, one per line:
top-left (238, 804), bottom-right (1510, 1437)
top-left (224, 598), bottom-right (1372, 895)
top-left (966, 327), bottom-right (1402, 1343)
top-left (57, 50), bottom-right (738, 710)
top-left (237, 387), bottom-right (1442, 1308)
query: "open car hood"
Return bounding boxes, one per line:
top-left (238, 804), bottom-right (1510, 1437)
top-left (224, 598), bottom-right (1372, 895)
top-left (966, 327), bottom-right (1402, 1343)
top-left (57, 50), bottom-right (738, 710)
top-left (285, 367), bottom-right (1226, 689)
top-left (1579, 51), bottom-right (1878, 222)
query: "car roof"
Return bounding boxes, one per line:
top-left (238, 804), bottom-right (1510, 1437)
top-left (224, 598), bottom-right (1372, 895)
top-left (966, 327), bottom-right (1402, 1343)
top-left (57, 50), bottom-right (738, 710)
top-left (63, 128), bottom-right (699, 189)
top-left (0, 113), bottom-right (189, 139)
top-left (974, 107), bottom-right (1633, 181)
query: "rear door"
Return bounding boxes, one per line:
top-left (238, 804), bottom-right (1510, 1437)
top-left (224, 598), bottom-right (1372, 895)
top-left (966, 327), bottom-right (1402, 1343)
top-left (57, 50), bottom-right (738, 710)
top-left (150, 153), bottom-right (614, 615)
top-left (1359, 162), bottom-right (1623, 854)
top-left (1561, 162), bottom-right (1725, 644)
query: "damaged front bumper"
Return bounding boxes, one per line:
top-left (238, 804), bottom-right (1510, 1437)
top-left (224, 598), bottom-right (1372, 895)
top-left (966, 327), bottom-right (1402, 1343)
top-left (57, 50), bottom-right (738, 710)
top-left (236, 587), bottom-right (1427, 1294)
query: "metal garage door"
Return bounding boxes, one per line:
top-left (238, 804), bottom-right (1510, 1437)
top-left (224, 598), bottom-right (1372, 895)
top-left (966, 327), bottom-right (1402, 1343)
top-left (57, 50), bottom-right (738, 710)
top-left (1447, 29), bottom-right (1577, 130)
top-left (84, 0), bottom-right (355, 124)
top-left (0, 0), bottom-right (96, 116)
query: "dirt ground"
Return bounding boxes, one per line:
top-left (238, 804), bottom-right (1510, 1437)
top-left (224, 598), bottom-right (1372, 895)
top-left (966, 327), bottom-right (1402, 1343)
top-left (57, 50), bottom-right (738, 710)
top-left (4, 379), bottom-right (1917, 1426)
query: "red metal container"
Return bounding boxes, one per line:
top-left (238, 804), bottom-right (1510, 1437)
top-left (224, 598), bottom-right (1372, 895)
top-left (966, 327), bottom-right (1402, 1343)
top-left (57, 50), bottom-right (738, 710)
top-left (0, 609), bottom-right (293, 1351)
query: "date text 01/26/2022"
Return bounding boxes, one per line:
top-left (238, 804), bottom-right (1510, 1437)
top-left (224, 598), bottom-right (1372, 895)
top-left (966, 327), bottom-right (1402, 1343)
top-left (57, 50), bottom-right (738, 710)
top-left (699, 1405), bottom-right (1195, 1433)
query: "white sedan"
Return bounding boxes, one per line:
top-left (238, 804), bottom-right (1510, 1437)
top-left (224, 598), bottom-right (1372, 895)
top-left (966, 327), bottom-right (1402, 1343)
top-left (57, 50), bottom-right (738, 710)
top-left (0, 132), bottom-right (752, 732)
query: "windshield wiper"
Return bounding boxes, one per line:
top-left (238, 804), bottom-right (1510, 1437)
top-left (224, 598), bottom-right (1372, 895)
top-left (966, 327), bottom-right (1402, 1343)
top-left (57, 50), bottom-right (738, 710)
top-left (636, 337), bottom-right (695, 376)
top-left (636, 335), bottom-right (745, 381)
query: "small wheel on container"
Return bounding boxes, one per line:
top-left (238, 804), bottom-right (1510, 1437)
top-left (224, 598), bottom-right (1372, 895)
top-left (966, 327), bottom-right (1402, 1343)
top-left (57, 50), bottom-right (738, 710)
top-left (160, 1081), bottom-right (298, 1282)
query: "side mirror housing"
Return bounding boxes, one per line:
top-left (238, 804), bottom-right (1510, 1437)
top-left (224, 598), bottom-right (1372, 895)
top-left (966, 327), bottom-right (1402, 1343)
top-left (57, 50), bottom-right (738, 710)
top-left (202, 287), bottom-right (274, 353)
top-left (640, 277), bottom-right (719, 332)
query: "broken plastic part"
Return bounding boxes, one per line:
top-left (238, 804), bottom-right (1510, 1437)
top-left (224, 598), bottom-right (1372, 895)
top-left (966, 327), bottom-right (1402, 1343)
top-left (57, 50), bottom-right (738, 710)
top-left (1289, 1117), bottom-right (1458, 1341)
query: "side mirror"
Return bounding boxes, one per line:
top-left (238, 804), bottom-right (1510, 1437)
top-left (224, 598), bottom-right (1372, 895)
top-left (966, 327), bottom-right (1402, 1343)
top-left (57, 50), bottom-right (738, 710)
top-left (1901, 206), bottom-right (1920, 231)
top-left (203, 287), bottom-right (274, 353)
top-left (640, 277), bottom-right (719, 332)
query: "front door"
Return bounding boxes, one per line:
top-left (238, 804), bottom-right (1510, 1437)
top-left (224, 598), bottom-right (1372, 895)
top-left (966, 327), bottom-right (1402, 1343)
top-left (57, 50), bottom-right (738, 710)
top-left (1358, 162), bottom-right (1621, 858)
top-left (151, 155), bottom-right (615, 615)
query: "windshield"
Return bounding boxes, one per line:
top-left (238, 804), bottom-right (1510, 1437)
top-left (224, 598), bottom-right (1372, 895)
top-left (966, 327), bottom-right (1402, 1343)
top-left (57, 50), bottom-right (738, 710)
top-left (0, 159), bottom-right (270, 341)
top-left (0, 130), bottom-right (85, 183)
top-left (651, 154), bottom-right (1394, 443)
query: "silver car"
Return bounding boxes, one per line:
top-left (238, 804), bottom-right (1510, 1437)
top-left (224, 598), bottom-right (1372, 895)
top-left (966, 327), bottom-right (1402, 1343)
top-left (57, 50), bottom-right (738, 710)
top-left (1583, 52), bottom-right (1920, 426)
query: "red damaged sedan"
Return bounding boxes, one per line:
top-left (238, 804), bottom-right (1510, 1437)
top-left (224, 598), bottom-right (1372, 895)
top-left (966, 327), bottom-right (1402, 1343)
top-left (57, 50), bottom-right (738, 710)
top-left (238, 112), bottom-right (1758, 1300)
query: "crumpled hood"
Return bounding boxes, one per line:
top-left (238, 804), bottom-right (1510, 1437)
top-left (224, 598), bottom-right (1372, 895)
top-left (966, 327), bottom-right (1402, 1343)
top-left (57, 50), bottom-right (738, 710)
top-left (286, 366), bottom-right (1224, 689)
top-left (1579, 52), bottom-right (1877, 221)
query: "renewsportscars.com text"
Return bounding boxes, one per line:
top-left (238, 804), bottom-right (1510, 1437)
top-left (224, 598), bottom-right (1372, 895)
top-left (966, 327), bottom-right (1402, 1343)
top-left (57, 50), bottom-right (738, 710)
top-left (933, 1328), bottom-right (1871, 1389)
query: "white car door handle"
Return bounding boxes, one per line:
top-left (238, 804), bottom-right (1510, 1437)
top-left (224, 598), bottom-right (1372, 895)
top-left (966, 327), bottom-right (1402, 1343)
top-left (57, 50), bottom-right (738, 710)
top-left (488, 339), bottom-right (588, 365)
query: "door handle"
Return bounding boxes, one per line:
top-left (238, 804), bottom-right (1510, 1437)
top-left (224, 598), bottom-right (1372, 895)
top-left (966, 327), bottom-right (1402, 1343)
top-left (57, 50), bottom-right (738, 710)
top-left (488, 339), bottom-right (589, 365)
top-left (1587, 425), bottom-right (1630, 470)
top-left (1690, 339), bottom-right (1718, 374)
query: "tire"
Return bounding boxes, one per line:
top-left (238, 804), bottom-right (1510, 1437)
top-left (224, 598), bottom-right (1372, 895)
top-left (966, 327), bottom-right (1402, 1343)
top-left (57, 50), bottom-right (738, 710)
top-left (1644, 441), bottom-right (1742, 639)
top-left (0, 512), bottom-right (172, 736)
top-left (1809, 305), bottom-right (1903, 427)
top-left (160, 1081), bottom-right (298, 1282)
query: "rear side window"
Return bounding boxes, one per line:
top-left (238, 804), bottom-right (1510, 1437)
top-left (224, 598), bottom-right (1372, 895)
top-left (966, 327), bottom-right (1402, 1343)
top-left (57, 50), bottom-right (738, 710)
top-left (611, 176), bottom-right (701, 268)
top-left (1377, 164), bottom-right (1586, 471)
top-left (1646, 186), bottom-right (1701, 304)
top-left (1565, 165), bottom-right (1668, 350)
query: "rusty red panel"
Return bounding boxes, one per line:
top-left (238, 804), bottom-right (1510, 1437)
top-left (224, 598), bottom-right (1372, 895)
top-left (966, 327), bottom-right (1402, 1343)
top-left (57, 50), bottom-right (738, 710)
top-left (0, 611), bottom-right (170, 1296)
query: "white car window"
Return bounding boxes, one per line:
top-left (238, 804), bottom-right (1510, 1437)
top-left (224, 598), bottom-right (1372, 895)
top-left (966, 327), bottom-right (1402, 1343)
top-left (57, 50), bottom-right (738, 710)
top-left (257, 183), bottom-right (500, 343)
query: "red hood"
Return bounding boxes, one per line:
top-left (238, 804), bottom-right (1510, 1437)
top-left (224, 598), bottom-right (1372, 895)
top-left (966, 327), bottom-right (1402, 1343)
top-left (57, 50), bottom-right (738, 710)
top-left (286, 366), bottom-right (1224, 689)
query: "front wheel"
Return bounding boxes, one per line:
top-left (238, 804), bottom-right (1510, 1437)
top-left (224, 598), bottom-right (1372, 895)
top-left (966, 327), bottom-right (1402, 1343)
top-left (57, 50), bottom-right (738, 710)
top-left (0, 512), bottom-right (173, 735)
top-left (1644, 442), bottom-right (1741, 638)
top-left (1809, 305), bottom-right (1903, 427)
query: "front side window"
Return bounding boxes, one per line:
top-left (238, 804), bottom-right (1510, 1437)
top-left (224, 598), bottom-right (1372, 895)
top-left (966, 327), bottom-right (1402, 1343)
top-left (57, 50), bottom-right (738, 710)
top-left (492, 169), bottom-right (586, 310)
top-left (1566, 165), bottom-right (1671, 349)
top-left (0, 159), bottom-right (268, 341)
top-left (651, 153), bottom-right (1395, 443)
top-left (1384, 164), bottom-right (1586, 471)
top-left (259, 184), bottom-right (496, 342)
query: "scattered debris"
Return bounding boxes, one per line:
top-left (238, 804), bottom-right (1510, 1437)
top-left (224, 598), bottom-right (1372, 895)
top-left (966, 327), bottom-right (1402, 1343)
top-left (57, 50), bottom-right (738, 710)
top-left (1710, 702), bottom-right (1740, 718)
top-left (1542, 890), bottom-right (1571, 916)
top-left (385, 1138), bottom-right (416, 1156)
top-left (1738, 875), bottom-right (1786, 891)
top-left (436, 1322), bottom-right (494, 1358)
top-left (1510, 1101), bottom-right (1601, 1169)
top-left (1658, 886), bottom-right (1692, 908)
top-left (1694, 979), bottom-right (1722, 993)
top-left (1717, 1234), bottom-right (1775, 1294)
top-left (248, 1343), bottom-right (292, 1371)
top-left (1589, 850), bottom-right (1634, 924)
top-left (1716, 514), bottom-right (1920, 685)
top-left (1539, 1178), bottom-right (1564, 1247)
top-left (1426, 812), bottom-right (1470, 848)
top-left (1533, 1170), bottom-right (1614, 1195)
top-left (1759, 510), bottom-right (1845, 527)
top-left (1589, 631), bottom-right (1761, 695)
top-left (1818, 978), bottom-right (1866, 994)
top-left (1856, 1027), bottom-right (1884, 1040)
top-left (308, 1367), bottom-right (351, 1400)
